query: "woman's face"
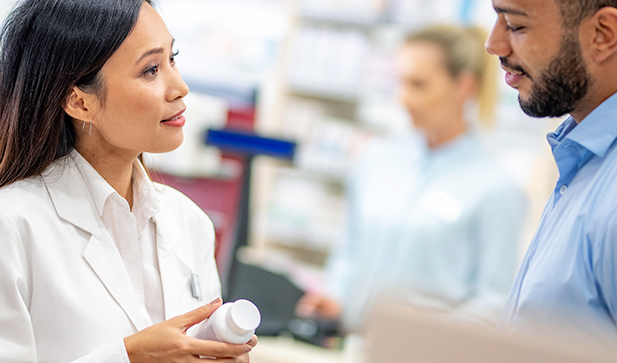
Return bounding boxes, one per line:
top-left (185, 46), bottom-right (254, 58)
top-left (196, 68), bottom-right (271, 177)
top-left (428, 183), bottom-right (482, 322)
top-left (84, 2), bottom-right (189, 158)
top-left (396, 41), bottom-right (465, 133)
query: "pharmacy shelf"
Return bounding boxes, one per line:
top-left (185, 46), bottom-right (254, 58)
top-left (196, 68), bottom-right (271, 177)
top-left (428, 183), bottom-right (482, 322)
top-left (152, 159), bottom-right (242, 181)
top-left (272, 165), bottom-right (346, 186)
top-left (205, 129), bottom-right (297, 160)
top-left (288, 82), bottom-right (359, 103)
top-left (186, 78), bottom-right (258, 110)
top-left (299, 5), bottom-right (382, 27)
top-left (202, 128), bottom-right (298, 299)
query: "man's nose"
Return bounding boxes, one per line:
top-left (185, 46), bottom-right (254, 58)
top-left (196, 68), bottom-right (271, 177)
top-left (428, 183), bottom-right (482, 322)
top-left (485, 20), bottom-right (512, 57)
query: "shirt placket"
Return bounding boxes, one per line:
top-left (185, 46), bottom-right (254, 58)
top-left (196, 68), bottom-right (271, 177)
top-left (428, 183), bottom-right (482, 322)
top-left (115, 197), bottom-right (146, 308)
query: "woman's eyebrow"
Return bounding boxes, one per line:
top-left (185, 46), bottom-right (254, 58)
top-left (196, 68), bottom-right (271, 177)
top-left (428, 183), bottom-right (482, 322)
top-left (135, 39), bottom-right (175, 65)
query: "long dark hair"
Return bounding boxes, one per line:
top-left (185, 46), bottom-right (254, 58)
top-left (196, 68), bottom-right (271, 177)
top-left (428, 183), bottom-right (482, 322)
top-left (0, 0), bottom-right (153, 187)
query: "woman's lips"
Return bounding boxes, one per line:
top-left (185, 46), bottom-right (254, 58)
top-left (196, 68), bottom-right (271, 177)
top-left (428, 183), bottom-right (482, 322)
top-left (505, 71), bottom-right (525, 87)
top-left (161, 109), bottom-right (186, 127)
top-left (161, 115), bottom-right (185, 127)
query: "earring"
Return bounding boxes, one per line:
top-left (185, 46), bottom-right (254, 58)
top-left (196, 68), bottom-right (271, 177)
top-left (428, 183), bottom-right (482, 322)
top-left (82, 119), bottom-right (92, 136)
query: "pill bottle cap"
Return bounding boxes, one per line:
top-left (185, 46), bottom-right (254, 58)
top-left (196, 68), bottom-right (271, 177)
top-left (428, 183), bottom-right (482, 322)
top-left (226, 299), bottom-right (261, 335)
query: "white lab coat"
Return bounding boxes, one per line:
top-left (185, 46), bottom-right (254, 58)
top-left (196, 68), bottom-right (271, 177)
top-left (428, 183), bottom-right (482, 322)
top-left (0, 154), bottom-right (221, 363)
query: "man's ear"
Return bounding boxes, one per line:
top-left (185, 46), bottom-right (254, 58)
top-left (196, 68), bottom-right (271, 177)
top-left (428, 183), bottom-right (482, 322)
top-left (63, 86), bottom-right (93, 122)
top-left (587, 7), bottom-right (617, 63)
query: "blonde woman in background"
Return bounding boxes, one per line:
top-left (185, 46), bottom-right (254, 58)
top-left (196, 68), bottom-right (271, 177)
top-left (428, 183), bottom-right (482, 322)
top-left (296, 24), bottom-right (527, 333)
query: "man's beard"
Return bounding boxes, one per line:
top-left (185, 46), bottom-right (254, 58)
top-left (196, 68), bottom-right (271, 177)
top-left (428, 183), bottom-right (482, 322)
top-left (501, 32), bottom-right (590, 118)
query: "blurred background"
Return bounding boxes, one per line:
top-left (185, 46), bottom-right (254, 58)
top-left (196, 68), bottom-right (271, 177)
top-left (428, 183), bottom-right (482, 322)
top-left (0, 0), bottom-right (561, 362)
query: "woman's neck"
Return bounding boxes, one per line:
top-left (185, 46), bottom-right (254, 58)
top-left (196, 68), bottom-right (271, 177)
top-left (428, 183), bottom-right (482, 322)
top-left (425, 117), bottom-right (468, 149)
top-left (75, 144), bottom-right (135, 209)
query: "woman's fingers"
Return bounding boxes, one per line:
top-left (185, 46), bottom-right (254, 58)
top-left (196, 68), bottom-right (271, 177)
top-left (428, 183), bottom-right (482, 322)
top-left (199, 352), bottom-right (251, 363)
top-left (296, 294), bottom-right (342, 320)
top-left (169, 298), bottom-right (222, 332)
top-left (124, 299), bottom-right (258, 363)
top-left (296, 293), bottom-right (320, 317)
top-left (247, 335), bottom-right (258, 348)
top-left (188, 338), bottom-right (252, 358)
top-left (199, 356), bottom-right (249, 363)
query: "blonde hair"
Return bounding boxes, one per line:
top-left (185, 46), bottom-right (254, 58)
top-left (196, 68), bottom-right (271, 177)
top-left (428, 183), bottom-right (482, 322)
top-left (405, 24), bottom-right (498, 127)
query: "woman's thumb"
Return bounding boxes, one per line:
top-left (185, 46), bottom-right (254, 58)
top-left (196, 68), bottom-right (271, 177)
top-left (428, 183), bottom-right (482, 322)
top-left (175, 297), bottom-right (222, 331)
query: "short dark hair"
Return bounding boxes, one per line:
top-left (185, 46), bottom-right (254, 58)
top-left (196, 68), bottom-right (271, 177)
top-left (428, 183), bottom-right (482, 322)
top-left (0, 0), bottom-right (153, 187)
top-left (556, 0), bottom-right (617, 27)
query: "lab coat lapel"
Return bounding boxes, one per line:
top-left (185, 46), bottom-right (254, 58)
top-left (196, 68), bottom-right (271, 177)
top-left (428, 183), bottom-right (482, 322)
top-left (82, 234), bottom-right (152, 331)
top-left (153, 203), bottom-right (193, 319)
top-left (42, 161), bottom-right (152, 331)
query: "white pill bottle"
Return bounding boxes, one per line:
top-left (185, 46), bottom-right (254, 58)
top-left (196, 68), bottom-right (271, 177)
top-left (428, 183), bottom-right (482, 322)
top-left (192, 299), bottom-right (261, 344)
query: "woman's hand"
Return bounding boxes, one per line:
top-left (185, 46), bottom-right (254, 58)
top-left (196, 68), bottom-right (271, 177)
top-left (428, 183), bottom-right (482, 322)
top-left (124, 298), bottom-right (258, 362)
top-left (295, 293), bottom-right (342, 320)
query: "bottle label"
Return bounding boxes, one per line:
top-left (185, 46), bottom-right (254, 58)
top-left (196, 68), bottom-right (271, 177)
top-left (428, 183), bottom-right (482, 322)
top-left (193, 320), bottom-right (220, 342)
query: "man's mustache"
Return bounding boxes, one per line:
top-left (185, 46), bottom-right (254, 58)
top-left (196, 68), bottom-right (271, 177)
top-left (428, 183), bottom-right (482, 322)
top-left (500, 57), bottom-right (532, 80)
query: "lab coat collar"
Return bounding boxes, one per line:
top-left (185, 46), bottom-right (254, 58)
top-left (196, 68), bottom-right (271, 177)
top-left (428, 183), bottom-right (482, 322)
top-left (42, 154), bottom-right (195, 326)
top-left (70, 149), bottom-right (116, 218)
top-left (42, 155), bottom-right (153, 331)
top-left (42, 154), bottom-right (102, 236)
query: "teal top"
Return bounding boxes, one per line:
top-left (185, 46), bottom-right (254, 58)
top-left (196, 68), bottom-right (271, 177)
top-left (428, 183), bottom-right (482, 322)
top-left (325, 132), bottom-right (527, 331)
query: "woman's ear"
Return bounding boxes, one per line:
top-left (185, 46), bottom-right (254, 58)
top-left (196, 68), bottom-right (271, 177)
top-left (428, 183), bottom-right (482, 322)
top-left (63, 86), bottom-right (93, 121)
top-left (588, 7), bottom-right (617, 63)
top-left (456, 70), bottom-right (478, 101)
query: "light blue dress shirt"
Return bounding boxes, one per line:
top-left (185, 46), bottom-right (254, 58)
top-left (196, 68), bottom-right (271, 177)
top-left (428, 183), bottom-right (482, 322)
top-left (498, 92), bottom-right (617, 345)
top-left (325, 132), bottom-right (527, 331)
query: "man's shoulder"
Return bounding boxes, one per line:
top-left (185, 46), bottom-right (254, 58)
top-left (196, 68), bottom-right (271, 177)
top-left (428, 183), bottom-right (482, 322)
top-left (578, 145), bottom-right (617, 239)
top-left (587, 141), bottom-right (617, 195)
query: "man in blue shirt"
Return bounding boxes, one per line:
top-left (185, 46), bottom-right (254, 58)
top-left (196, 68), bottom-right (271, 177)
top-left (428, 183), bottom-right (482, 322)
top-left (486, 0), bottom-right (617, 344)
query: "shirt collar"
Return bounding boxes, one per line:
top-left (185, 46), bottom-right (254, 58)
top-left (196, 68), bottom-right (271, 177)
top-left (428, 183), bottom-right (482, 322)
top-left (71, 150), bottom-right (116, 217)
top-left (546, 92), bottom-right (617, 190)
top-left (132, 157), bottom-right (160, 220)
top-left (71, 150), bottom-right (160, 218)
top-left (549, 92), bottom-right (617, 158)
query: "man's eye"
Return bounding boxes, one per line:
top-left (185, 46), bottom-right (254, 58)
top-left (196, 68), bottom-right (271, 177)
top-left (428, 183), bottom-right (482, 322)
top-left (506, 24), bottom-right (524, 32)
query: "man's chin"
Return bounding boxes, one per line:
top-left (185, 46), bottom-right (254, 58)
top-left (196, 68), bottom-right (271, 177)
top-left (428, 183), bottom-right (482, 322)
top-left (514, 81), bottom-right (533, 97)
top-left (518, 94), bottom-right (546, 118)
top-left (517, 94), bottom-right (533, 111)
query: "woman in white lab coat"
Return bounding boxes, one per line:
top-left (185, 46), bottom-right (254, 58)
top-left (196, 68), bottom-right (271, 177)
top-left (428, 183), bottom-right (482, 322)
top-left (296, 25), bottom-right (527, 332)
top-left (0, 1), bottom-right (255, 362)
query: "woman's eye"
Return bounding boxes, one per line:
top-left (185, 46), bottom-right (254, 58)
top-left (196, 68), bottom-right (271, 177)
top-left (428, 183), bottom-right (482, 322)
top-left (407, 80), bottom-right (426, 90)
top-left (170, 49), bottom-right (179, 64)
top-left (144, 64), bottom-right (160, 76)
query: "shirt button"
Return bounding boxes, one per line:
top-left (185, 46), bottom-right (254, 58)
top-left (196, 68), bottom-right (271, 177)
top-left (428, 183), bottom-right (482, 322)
top-left (559, 185), bottom-right (568, 195)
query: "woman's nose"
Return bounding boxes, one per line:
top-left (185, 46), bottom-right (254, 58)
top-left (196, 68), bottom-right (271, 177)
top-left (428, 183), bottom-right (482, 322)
top-left (168, 67), bottom-right (189, 101)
